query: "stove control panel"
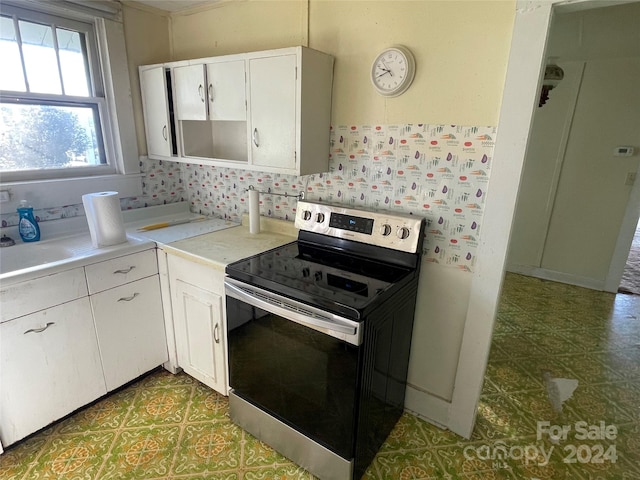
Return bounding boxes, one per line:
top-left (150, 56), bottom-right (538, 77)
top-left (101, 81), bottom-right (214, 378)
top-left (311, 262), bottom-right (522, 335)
top-left (295, 201), bottom-right (424, 253)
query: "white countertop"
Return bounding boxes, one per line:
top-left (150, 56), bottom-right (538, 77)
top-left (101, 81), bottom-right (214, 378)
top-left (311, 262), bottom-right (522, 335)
top-left (125, 213), bottom-right (237, 245)
top-left (0, 202), bottom-right (298, 285)
top-left (0, 203), bottom-right (241, 285)
top-left (160, 215), bottom-right (298, 272)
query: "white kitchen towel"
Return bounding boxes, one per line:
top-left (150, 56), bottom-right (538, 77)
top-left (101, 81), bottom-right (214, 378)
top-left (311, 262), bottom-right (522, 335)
top-left (82, 192), bottom-right (127, 248)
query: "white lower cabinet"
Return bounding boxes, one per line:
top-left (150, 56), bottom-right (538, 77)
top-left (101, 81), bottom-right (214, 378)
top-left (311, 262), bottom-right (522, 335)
top-left (91, 275), bottom-right (167, 391)
top-left (0, 247), bottom-right (168, 449)
top-left (0, 299), bottom-right (107, 446)
top-left (167, 254), bottom-right (228, 395)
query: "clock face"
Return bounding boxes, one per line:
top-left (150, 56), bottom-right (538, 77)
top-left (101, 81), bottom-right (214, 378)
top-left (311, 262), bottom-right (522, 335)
top-left (371, 46), bottom-right (415, 97)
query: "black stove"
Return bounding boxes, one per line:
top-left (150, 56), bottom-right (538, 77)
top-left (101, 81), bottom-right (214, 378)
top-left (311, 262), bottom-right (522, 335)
top-left (225, 200), bottom-right (425, 480)
top-left (225, 237), bottom-right (416, 320)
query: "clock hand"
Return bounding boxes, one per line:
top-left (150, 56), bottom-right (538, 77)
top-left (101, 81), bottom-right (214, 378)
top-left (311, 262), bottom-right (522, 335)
top-left (380, 59), bottom-right (393, 76)
top-left (376, 70), bottom-right (391, 78)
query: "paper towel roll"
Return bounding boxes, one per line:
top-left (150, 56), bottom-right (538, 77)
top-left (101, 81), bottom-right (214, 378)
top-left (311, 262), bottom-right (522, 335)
top-left (249, 188), bottom-right (260, 234)
top-left (82, 192), bottom-right (127, 248)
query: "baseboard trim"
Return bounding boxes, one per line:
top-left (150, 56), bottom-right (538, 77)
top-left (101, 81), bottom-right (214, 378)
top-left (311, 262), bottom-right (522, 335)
top-left (506, 264), bottom-right (606, 291)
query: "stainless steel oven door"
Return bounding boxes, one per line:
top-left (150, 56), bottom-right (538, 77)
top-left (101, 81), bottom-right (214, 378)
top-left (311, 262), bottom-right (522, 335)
top-left (225, 277), bottom-right (363, 462)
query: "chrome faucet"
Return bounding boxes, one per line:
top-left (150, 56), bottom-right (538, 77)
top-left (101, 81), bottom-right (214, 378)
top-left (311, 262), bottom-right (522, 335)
top-left (0, 235), bottom-right (16, 247)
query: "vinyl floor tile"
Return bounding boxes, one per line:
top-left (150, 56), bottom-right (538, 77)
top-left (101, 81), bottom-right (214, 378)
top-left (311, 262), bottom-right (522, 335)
top-left (2, 273), bottom-right (638, 480)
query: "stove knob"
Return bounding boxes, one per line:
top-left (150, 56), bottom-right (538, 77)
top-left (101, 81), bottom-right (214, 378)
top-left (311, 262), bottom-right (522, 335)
top-left (397, 227), bottom-right (411, 240)
top-left (302, 210), bottom-right (312, 221)
top-left (316, 212), bottom-right (325, 223)
top-left (379, 224), bottom-right (392, 236)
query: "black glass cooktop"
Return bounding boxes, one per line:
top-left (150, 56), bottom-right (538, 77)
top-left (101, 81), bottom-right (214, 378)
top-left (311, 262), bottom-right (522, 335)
top-left (225, 241), bottom-right (415, 320)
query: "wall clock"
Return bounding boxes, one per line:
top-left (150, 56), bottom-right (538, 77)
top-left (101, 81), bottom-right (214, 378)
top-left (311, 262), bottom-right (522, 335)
top-left (370, 45), bottom-right (416, 97)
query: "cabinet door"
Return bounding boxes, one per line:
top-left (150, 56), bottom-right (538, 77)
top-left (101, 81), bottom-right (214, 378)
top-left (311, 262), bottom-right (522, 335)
top-left (172, 279), bottom-right (226, 394)
top-left (0, 299), bottom-right (107, 447)
top-left (249, 54), bottom-right (297, 171)
top-left (140, 66), bottom-right (172, 158)
top-left (91, 276), bottom-right (168, 391)
top-left (174, 64), bottom-right (207, 121)
top-left (206, 60), bottom-right (246, 121)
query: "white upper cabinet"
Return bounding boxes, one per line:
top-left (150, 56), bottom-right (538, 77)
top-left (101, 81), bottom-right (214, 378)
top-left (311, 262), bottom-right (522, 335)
top-left (247, 47), bottom-right (334, 175)
top-left (249, 54), bottom-right (296, 172)
top-left (207, 60), bottom-right (246, 121)
top-left (139, 66), bottom-right (174, 158)
top-left (174, 60), bottom-right (246, 122)
top-left (139, 46), bottom-right (334, 176)
top-left (174, 64), bottom-right (207, 121)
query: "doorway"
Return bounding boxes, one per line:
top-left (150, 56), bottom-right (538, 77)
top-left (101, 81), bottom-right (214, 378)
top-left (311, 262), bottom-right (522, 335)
top-left (619, 218), bottom-right (640, 294)
top-left (506, 2), bottom-right (640, 293)
top-left (452, 0), bottom-right (639, 439)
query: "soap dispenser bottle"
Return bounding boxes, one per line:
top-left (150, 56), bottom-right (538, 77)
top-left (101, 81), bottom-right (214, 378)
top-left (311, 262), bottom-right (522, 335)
top-left (17, 200), bottom-right (41, 242)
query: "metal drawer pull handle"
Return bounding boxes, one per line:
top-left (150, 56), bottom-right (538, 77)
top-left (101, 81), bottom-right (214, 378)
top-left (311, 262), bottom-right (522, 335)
top-left (118, 293), bottom-right (139, 302)
top-left (162, 125), bottom-right (167, 140)
top-left (214, 323), bottom-right (220, 344)
top-left (198, 84), bottom-right (204, 102)
top-left (253, 128), bottom-right (259, 147)
top-left (208, 84), bottom-right (213, 103)
top-left (24, 322), bottom-right (55, 334)
top-left (113, 266), bottom-right (135, 275)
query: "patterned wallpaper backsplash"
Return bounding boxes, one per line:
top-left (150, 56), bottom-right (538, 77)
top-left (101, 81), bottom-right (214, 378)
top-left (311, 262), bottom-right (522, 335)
top-left (0, 123), bottom-right (495, 273)
top-left (183, 123), bottom-right (496, 273)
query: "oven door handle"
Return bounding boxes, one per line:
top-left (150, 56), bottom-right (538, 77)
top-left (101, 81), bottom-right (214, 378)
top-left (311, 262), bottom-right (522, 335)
top-left (225, 279), bottom-right (362, 345)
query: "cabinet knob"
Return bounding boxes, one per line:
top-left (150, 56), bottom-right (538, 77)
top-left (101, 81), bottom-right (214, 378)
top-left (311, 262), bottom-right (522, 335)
top-left (397, 227), bottom-right (411, 240)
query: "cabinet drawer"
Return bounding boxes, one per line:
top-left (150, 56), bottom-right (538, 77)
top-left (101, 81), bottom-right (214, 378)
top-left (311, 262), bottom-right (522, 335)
top-left (91, 275), bottom-right (167, 391)
top-left (0, 268), bottom-right (87, 323)
top-left (85, 249), bottom-right (157, 294)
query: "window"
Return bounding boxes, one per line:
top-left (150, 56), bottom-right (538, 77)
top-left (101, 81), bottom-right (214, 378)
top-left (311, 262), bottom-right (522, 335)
top-left (0, 4), bottom-right (111, 180)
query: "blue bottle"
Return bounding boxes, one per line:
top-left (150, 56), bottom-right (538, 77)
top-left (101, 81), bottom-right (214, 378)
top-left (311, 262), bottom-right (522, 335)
top-left (17, 200), bottom-right (41, 242)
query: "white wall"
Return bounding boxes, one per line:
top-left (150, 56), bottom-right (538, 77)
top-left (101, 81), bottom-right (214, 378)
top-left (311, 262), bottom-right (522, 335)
top-left (507, 2), bottom-right (640, 289)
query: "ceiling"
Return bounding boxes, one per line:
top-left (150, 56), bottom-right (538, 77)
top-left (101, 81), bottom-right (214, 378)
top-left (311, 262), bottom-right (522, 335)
top-left (132, 1), bottom-right (216, 12)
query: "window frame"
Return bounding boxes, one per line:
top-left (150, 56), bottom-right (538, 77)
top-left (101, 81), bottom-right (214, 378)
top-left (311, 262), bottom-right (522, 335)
top-left (0, 0), bottom-right (141, 206)
top-left (0, 3), bottom-right (117, 181)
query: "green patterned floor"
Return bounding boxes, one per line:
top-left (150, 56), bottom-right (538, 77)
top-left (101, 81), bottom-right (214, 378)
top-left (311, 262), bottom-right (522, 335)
top-left (1, 273), bottom-right (639, 479)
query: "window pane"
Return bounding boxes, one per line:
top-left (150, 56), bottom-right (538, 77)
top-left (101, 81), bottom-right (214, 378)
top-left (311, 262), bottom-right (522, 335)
top-left (57, 28), bottom-right (89, 96)
top-left (0, 16), bottom-right (26, 91)
top-left (19, 20), bottom-right (61, 94)
top-left (0, 102), bottom-right (104, 171)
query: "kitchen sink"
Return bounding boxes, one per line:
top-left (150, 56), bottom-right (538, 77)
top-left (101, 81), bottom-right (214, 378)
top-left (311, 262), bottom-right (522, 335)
top-left (0, 241), bottom-right (75, 275)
